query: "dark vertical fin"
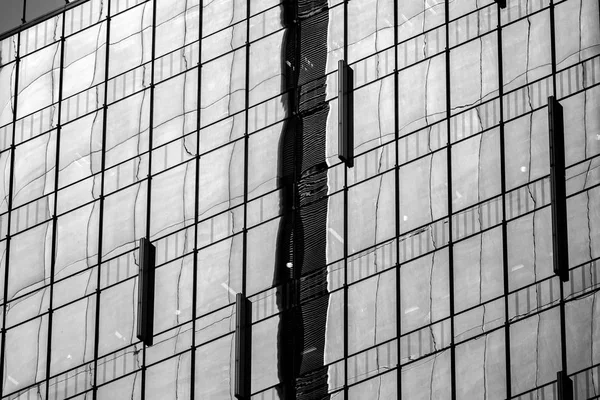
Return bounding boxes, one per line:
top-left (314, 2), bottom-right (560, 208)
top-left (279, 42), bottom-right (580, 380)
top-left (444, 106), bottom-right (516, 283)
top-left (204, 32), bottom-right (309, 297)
top-left (137, 237), bottom-right (156, 346)
top-left (548, 96), bottom-right (569, 282)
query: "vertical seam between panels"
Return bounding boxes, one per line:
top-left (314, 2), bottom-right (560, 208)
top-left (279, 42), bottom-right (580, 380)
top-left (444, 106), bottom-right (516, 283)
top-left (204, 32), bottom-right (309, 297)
top-left (0, 24), bottom-right (22, 400)
top-left (549, 0), bottom-right (569, 377)
top-left (394, 0), bottom-right (401, 395)
top-left (444, 1), bottom-right (457, 400)
top-left (343, 0), bottom-right (349, 397)
top-left (191, 0), bottom-right (203, 398)
top-left (243, 0), bottom-right (250, 300)
top-left (496, 4), bottom-right (513, 399)
top-left (44, 9), bottom-right (67, 399)
top-left (142, 0), bottom-right (158, 398)
top-left (93, 1), bottom-right (112, 398)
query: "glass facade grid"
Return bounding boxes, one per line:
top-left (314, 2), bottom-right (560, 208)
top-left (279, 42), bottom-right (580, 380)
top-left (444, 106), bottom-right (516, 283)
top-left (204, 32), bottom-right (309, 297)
top-left (0, 0), bottom-right (598, 399)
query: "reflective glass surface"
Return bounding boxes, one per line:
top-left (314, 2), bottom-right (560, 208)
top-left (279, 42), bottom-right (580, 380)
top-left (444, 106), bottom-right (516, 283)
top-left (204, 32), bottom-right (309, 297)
top-left (0, 0), bottom-right (599, 399)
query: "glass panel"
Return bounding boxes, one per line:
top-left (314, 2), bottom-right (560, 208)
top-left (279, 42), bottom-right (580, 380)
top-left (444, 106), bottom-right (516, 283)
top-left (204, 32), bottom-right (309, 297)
top-left (5, 286), bottom-right (49, 329)
top-left (507, 207), bottom-right (553, 292)
top-left (562, 87), bottom-right (600, 168)
top-left (567, 186), bottom-right (600, 270)
top-left (449, 0), bottom-right (495, 20)
top-left (555, 0), bottom-right (600, 71)
top-left (0, 61), bottom-right (15, 127)
top-left (348, 370), bottom-right (397, 400)
top-left (8, 221), bottom-right (51, 302)
top-left (353, 76), bottom-right (395, 156)
top-left (251, 315), bottom-right (280, 393)
top-left (200, 49), bottom-right (246, 127)
top-left (98, 279), bottom-right (139, 357)
top-left (502, 11), bottom-right (551, 93)
top-left (146, 352), bottom-right (192, 400)
top-left (195, 334), bottom-right (235, 399)
top-left (3, 315), bottom-right (48, 393)
top-left (50, 296), bottom-right (96, 376)
top-left (201, 21), bottom-right (246, 64)
top-left (202, 0), bottom-right (247, 37)
top-left (456, 329), bottom-right (506, 399)
top-left (146, 322), bottom-right (192, 365)
top-left (58, 111), bottom-right (103, 189)
top-left (347, 0), bottom-right (394, 64)
top-left (65, 0), bottom-right (108, 37)
top-left (52, 266), bottom-right (97, 309)
top-left (63, 22), bottom-right (107, 99)
top-left (108, 3), bottom-right (153, 79)
top-left (54, 202), bottom-right (99, 280)
top-left (348, 172), bottom-right (395, 256)
top-left (153, 255), bottom-right (193, 333)
top-left (324, 289), bottom-right (345, 365)
top-left (101, 181), bottom-right (147, 259)
top-left (197, 140), bottom-right (245, 219)
top-left (348, 268), bottom-right (396, 355)
top-left (246, 217), bottom-right (280, 296)
top-left (399, 150), bottom-right (447, 234)
top-left (0, 151), bottom-right (11, 214)
top-left (503, 108), bottom-right (549, 191)
top-left (401, 350), bottom-right (451, 400)
top-left (105, 90), bottom-right (150, 169)
top-left (17, 42), bottom-right (60, 119)
top-left (155, 0), bottom-right (199, 58)
top-left (152, 70), bottom-right (197, 148)
top-left (510, 307), bottom-right (561, 395)
top-left (97, 371), bottom-right (141, 400)
top-left (13, 130), bottom-right (56, 208)
top-left (398, 54), bottom-right (446, 137)
top-left (19, 15), bottom-right (62, 57)
top-left (453, 227), bottom-right (504, 313)
top-left (397, 0), bottom-right (446, 43)
top-left (249, 5), bottom-right (284, 41)
top-left (450, 32), bottom-right (499, 111)
top-left (249, 30), bottom-right (285, 107)
top-left (326, 191), bottom-right (345, 264)
top-left (452, 128), bottom-right (501, 211)
top-left (400, 249), bottom-right (450, 334)
top-left (150, 162), bottom-right (195, 240)
top-left (565, 293), bottom-right (600, 379)
top-left (196, 234), bottom-right (242, 316)
top-left (247, 122), bottom-right (283, 201)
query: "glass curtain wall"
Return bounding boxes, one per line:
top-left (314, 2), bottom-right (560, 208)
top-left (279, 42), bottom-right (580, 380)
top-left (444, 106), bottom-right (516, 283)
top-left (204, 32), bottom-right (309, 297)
top-left (319, 0), bottom-right (600, 399)
top-left (0, 0), bottom-right (598, 399)
top-left (0, 0), bottom-right (289, 398)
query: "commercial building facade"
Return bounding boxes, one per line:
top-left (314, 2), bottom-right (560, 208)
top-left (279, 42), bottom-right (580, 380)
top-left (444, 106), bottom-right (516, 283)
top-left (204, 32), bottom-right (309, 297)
top-left (0, 0), bottom-right (599, 399)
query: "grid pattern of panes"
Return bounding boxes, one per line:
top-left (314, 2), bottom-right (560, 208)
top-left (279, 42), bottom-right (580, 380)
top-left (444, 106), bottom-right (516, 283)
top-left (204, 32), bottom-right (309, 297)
top-left (0, 0), bottom-right (598, 399)
top-left (0, 0), bottom-right (288, 398)
top-left (319, 0), bottom-right (600, 399)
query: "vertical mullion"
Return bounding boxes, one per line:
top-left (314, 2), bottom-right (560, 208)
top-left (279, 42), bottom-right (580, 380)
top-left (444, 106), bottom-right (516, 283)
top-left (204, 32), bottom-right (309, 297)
top-left (393, 0), bottom-right (401, 396)
top-left (240, 0), bottom-right (251, 395)
top-left (242, 0), bottom-right (250, 301)
top-left (444, 1), bottom-right (457, 400)
top-left (92, 1), bottom-right (112, 398)
top-left (191, 0), bottom-right (203, 397)
top-left (496, 4), bottom-right (513, 399)
top-left (44, 9), bottom-right (67, 398)
top-left (141, 0), bottom-right (159, 398)
top-left (342, 0), bottom-right (349, 397)
top-left (549, 0), bottom-right (568, 377)
top-left (0, 31), bottom-right (21, 400)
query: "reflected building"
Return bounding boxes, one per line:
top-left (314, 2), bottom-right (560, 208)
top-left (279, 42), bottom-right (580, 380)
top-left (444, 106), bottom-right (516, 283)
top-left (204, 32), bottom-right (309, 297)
top-left (0, 0), bottom-right (599, 399)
